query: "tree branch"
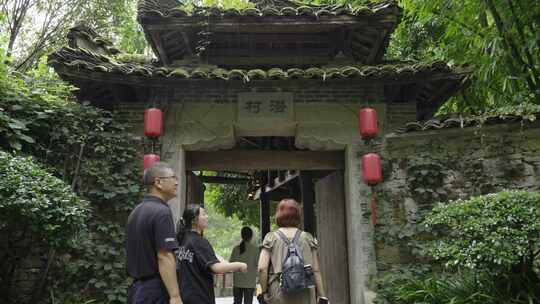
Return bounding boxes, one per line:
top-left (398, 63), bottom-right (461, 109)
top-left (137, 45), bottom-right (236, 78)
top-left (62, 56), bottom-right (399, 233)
top-left (6, 0), bottom-right (33, 56)
top-left (1, 1), bottom-right (14, 33)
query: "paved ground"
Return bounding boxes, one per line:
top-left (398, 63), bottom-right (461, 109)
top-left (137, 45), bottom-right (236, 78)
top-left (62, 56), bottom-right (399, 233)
top-left (216, 296), bottom-right (258, 304)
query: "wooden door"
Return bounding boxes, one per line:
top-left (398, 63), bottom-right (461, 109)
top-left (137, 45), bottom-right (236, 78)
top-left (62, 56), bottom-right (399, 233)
top-left (315, 171), bottom-right (350, 304)
top-left (186, 171), bottom-right (205, 206)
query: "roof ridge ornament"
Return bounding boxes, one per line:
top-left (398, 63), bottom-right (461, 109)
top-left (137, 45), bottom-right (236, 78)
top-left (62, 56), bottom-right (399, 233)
top-left (67, 23), bottom-right (120, 56)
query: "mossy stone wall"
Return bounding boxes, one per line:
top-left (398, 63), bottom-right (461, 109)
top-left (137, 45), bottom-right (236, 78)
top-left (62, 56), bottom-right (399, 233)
top-left (374, 121), bottom-right (540, 273)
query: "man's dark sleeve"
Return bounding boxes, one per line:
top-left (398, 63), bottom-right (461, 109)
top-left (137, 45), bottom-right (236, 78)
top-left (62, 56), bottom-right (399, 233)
top-left (153, 209), bottom-right (179, 251)
top-left (195, 238), bottom-right (219, 269)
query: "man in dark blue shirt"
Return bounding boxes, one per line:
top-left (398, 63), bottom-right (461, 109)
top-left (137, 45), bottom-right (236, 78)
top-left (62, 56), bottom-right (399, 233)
top-left (126, 162), bottom-right (182, 304)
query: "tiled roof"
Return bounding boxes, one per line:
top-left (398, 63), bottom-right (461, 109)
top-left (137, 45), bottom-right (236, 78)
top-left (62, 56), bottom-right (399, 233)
top-left (396, 115), bottom-right (538, 133)
top-left (137, 0), bottom-right (400, 19)
top-left (49, 46), bottom-right (465, 82)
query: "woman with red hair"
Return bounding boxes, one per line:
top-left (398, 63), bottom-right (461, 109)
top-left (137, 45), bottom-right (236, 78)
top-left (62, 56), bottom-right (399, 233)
top-left (257, 199), bottom-right (327, 304)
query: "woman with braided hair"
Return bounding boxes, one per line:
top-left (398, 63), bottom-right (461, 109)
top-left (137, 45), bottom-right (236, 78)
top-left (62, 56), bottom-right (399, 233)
top-left (230, 227), bottom-right (260, 304)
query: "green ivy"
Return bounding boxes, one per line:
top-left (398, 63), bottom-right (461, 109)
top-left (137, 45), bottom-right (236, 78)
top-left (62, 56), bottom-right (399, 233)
top-left (0, 50), bottom-right (142, 302)
top-left (52, 221), bottom-right (130, 303)
top-left (0, 55), bottom-right (142, 212)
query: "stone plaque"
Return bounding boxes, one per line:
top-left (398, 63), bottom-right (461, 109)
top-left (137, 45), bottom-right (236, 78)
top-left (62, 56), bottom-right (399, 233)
top-left (238, 92), bottom-right (293, 121)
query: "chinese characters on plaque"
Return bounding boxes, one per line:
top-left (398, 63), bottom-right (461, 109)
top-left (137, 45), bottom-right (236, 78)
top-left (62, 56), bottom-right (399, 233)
top-left (238, 92), bottom-right (293, 121)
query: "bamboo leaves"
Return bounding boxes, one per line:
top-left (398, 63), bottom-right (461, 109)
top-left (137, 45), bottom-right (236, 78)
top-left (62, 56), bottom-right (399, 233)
top-left (390, 0), bottom-right (540, 113)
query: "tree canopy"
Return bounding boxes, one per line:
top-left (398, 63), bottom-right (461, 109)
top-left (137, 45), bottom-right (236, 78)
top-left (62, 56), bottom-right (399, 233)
top-left (0, 0), bottom-right (145, 71)
top-left (389, 0), bottom-right (540, 113)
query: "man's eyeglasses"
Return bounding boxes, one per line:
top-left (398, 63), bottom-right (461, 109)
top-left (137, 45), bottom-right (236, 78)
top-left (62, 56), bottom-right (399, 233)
top-left (157, 175), bottom-right (177, 180)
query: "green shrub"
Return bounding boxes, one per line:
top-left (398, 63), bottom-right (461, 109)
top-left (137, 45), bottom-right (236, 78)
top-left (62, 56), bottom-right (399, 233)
top-left (375, 191), bottom-right (540, 303)
top-left (423, 191), bottom-right (540, 277)
top-left (0, 151), bottom-right (89, 302)
top-left (0, 151), bottom-right (89, 248)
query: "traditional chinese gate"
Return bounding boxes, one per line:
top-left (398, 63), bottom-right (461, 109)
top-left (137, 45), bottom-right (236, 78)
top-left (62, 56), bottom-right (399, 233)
top-left (49, 1), bottom-right (470, 302)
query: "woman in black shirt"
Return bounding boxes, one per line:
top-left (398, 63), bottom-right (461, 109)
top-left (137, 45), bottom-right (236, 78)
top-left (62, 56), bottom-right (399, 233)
top-left (176, 204), bottom-right (247, 304)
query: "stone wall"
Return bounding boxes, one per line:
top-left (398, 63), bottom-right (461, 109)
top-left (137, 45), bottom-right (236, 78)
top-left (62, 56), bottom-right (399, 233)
top-left (374, 121), bottom-right (540, 274)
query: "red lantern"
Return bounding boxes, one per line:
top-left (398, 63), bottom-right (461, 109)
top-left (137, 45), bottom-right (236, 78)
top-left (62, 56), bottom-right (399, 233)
top-left (362, 153), bottom-right (382, 226)
top-left (359, 108), bottom-right (378, 139)
top-left (143, 154), bottom-right (160, 170)
top-left (144, 108), bottom-right (163, 138)
top-left (362, 153), bottom-right (382, 185)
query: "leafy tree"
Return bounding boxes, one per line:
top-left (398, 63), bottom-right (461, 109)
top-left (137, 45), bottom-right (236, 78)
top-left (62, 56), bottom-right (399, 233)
top-left (0, 0), bottom-right (145, 70)
top-left (208, 182), bottom-right (262, 228)
top-left (423, 191), bottom-right (540, 295)
top-left (204, 188), bottom-right (259, 259)
top-left (302, 0), bottom-right (540, 113)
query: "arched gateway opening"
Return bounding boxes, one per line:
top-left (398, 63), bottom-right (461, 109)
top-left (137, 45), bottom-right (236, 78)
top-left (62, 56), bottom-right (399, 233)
top-left (183, 136), bottom-right (349, 304)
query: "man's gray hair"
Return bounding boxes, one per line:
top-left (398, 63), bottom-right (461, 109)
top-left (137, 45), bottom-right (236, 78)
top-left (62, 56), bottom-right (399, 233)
top-left (143, 162), bottom-right (174, 186)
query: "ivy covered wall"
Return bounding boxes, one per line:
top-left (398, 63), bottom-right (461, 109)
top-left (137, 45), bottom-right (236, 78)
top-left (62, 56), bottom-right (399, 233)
top-left (374, 120), bottom-right (540, 275)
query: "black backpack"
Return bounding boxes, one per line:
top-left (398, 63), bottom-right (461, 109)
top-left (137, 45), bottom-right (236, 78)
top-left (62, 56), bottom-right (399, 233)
top-left (276, 230), bottom-right (315, 295)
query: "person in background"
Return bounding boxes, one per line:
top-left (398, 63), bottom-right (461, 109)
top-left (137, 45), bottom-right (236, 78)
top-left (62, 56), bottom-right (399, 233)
top-left (230, 227), bottom-right (260, 304)
top-left (176, 204), bottom-right (248, 304)
top-left (126, 162), bottom-right (182, 304)
top-left (257, 199), bottom-right (327, 304)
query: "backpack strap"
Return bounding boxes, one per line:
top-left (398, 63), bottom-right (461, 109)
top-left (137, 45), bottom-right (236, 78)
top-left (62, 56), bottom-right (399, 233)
top-left (291, 229), bottom-right (302, 245)
top-left (276, 229), bottom-right (302, 245)
top-left (275, 230), bottom-right (290, 245)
